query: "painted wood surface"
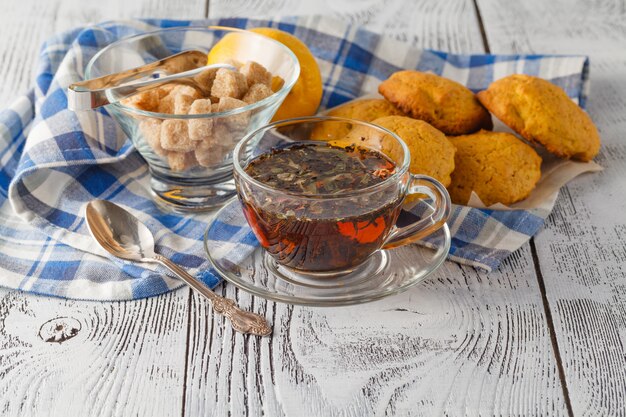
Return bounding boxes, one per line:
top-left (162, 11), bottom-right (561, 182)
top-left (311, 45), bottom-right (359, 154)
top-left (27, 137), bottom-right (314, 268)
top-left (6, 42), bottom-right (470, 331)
top-left (209, 0), bottom-right (485, 52)
top-left (0, 288), bottom-right (191, 416)
top-left (0, 0), bottom-right (207, 109)
top-left (186, 248), bottom-right (568, 416)
top-left (0, 0), bottom-right (205, 415)
top-left (0, 0), bottom-right (622, 415)
top-left (477, 1), bottom-right (626, 416)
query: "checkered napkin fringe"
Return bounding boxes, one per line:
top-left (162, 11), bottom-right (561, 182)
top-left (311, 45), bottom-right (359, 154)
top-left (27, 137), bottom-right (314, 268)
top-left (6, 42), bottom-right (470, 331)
top-left (0, 17), bottom-right (589, 300)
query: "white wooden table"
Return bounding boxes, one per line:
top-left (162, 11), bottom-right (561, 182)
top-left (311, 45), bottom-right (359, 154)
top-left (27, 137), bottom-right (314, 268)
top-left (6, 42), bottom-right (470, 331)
top-left (1, 1), bottom-right (624, 416)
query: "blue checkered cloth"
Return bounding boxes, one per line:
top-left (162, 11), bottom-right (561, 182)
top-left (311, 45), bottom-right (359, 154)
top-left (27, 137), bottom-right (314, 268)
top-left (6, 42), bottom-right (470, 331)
top-left (0, 17), bottom-right (590, 300)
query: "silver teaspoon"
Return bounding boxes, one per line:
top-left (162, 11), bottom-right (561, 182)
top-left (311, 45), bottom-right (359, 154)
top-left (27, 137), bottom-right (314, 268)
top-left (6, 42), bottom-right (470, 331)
top-left (85, 199), bottom-right (272, 337)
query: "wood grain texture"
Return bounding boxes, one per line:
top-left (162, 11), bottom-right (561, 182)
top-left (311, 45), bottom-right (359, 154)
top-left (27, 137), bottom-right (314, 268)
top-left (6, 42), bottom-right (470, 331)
top-left (0, 1), bottom-right (207, 416)
top-left (477, 0), bottom-right (626, 415)
top-left (209, 0), bottom-right (484, 52)
top-left (0, 287), bottom-right (190, 416)
top-left (186, 248), bottom-right (568, 416)
top-left (0, 0), bottom-right (207, 108)
top-left (185, 1), bottom-right (568, 415)
top-left (5, 0), bottom-right (621, 415)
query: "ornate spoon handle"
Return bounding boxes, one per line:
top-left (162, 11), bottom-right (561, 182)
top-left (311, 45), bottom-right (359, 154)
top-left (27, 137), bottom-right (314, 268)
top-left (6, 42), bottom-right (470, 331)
top-left (151, 254), bottom-right (272, 336)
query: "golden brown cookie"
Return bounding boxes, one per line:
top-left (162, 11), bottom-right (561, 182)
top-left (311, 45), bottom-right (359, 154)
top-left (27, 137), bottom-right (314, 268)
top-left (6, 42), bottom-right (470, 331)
top-left (447, 130), bottom-right (542, 206)
top-left (378, 70), bottom-right (492, 135)
top-left (342, 115), bottom-right (455, 187)
top-left (476, 74), bottom-right (600, 161)
top-left (311, 98), bottom-right (405, 140)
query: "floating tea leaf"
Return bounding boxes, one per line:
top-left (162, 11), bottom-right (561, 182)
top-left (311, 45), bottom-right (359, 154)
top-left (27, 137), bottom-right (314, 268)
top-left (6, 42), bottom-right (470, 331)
top-left (244, 143), bottom-right (396, 195)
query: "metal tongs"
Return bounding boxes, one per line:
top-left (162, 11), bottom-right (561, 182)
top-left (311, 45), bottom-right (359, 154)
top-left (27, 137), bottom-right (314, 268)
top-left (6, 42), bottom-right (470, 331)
top-left (67, 50), bottom-right (235, 111)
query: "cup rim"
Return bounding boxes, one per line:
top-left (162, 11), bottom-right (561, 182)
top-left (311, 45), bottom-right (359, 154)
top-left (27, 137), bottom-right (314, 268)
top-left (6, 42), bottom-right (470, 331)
top-left (84, 25), bottom-right (301, 120)
top-left (233, 116), bottom-right (411, 200)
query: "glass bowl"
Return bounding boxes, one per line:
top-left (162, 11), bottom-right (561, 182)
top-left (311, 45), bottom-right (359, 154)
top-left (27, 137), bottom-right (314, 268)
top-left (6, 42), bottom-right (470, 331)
top-left (85, 27), bottom-right (300, 212)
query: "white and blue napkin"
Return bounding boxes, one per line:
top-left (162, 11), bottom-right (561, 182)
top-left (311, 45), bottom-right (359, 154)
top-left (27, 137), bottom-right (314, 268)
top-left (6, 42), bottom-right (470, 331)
top-left (0, 17), bottom-right (590, 300)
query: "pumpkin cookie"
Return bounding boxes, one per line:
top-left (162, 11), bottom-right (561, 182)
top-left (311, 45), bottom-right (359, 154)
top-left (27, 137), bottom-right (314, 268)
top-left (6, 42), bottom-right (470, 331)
top-left (342, 116), bottom-right (455, 187)
top-left (448, 130), bottom-right (542, 206)
top-left (311, 98), bottom-right (405, 140)
top-left (378, 70), bottom-right (492, 135)
top-left (477, 74), bottom-right (600, 161)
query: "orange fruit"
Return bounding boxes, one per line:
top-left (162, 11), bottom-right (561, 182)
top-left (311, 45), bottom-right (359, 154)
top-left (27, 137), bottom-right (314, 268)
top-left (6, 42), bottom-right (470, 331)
top-left (207, 27), bottom-right (323, 121)
top-left (206, 32), bottom-right (243, 66)
top-left (249, 28), bottom-right (323, 121)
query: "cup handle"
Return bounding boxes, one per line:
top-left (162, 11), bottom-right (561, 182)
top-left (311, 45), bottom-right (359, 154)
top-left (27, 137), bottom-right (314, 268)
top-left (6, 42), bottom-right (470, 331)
top-left (382, 174), bottom-right (452, 250)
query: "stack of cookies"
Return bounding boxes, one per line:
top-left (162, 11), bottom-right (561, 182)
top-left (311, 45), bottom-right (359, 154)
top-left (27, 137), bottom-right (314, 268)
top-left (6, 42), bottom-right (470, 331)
top-left (320, 70), bottom-right (601, 206)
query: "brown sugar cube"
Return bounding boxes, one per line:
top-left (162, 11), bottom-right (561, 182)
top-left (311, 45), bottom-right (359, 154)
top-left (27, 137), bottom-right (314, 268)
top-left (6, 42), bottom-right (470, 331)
top-left (121, 89), bottom-right (159, 111)
top-left (157, 97), bottom-right (174, 114)
top-left (158, 84), bottom-right (202, 114)
top-left (140, 85), bottom-right (175, 113)
top-left (217, 96), bottom-right (247, 111)
top-left (213, 122), bottom-right (243, 149)
top-left (212, 123), bottom-right (233, 147)
top-left (211, 103), bottom-right (220, 113)
top-left (195, 140), bottom-right (224, 167)
top-left (139, 119), bottom-right (167, 156)
top-left (242, 83), bottom-right (273, 104)
top-left (188, 99), bottom-right (214, 141)
top-left (174, 94), bottom-right (195, 115)
top-left (171, 84), bottom-right (202, 99)
top-left (156, 84), bottom-right (176, 98)
top-left (218, 97), bottom-right (250, 129)
top-left (210, 68), bottom-right (248, 99)
top-left (240, 61), bottom-right (272, 87)
top-left (167, 151), bottom-right (198, 172)
top-left (193, 68), bottom-right (218, 95)
top-left (161, 119), bottom-right (195, 152)
top-left (223, 58), bottom-right (243, 69)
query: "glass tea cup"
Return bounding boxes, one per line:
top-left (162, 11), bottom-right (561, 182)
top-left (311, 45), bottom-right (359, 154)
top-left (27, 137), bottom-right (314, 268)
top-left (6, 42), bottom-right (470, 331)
top-left (233, 116), bottom-right (451, 278)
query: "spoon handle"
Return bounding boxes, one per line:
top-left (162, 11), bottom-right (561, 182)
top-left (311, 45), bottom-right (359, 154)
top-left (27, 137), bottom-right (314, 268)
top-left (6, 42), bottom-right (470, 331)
top-left (152, 254), bottom-right (272, 337)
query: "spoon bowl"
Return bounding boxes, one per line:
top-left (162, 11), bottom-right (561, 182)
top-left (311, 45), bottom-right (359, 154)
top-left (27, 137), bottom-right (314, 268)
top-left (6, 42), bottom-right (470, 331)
top-left (86, 200), bottom-right (156, 261)
top-left (85, 199), bottom-right (272, 336)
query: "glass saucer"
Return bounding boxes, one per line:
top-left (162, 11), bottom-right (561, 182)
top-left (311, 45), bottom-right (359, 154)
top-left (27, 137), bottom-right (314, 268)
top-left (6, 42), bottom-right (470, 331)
top-left (204, 198), bottom-right (451, 306)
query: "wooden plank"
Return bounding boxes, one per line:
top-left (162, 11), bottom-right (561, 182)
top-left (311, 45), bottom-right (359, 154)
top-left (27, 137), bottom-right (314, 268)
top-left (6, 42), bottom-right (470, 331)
top-left (0, 0), bottom-right (207, 108)
top-left (0, 1), bottom-right (207, 416)
top-left (185, 1), bottom-right (568, 415)
top-left (475, 1), bottom-right (626, 415)
top-left (186, 249), bottom-right (569, 416)
top-left (209, 0), bottom-right (485, 52)
top-left (0, 288), bottom-right (191, 416)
